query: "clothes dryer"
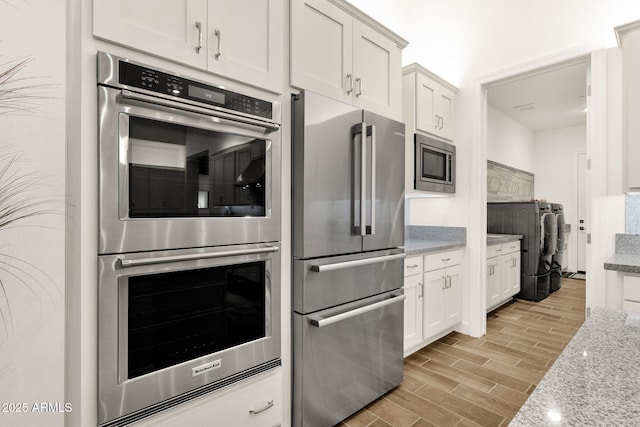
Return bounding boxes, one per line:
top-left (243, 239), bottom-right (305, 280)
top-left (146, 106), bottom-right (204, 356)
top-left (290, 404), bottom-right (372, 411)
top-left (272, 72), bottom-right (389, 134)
top-left (550, 203), bottom-right (565, 292)
top-left (488, 201), bottom-right (557, 302)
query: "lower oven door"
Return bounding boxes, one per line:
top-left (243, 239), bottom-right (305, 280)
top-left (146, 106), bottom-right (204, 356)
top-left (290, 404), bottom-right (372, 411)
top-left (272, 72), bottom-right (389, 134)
top-left (98, 243), bottom-right (281, 426)
top-left (293, 289), bottom-right (405, 427)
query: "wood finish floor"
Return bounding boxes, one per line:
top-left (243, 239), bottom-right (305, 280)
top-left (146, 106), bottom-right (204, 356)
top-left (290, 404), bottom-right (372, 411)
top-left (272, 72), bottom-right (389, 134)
top-left (339, 278), bottom-right (586, 427)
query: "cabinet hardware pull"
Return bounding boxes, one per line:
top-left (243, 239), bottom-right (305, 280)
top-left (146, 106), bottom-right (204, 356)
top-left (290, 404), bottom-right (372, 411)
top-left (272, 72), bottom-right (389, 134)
top-left (355, 77), bottom-right (363, 97)
top-left (347, 74), bottom-right (354, 94)
top-left (442, 276), bottom-right (447, 289)
top-left (439, 116), bottom-right (444, 130)
top-left (195, 21), bottom-right (203, 53)
top-left (418, 283), bottom-right (423, 298)
top-left (249, 400), bottom-right (274, 415)
top-left (442, 257), bottom-right (451, 262)
top-left (407, 264), bottom-right (419, 268)
top-left (448, 275), bottom-right (452, 288)
top-left (214, 29), bottom-right (222, 59)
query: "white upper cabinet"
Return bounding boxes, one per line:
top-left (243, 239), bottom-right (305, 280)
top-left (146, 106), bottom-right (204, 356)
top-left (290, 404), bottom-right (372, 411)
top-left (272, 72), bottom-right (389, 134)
top-left (616, 20), bottom-right (640, 190)
top-left (290, 0), bottom-right (407, 120)
top-left (93, 0), bottom-right (284, 93)
top-left (93, 0), bottom-right (208, 69)
top-left (403, 64), bottom-right (457, 142)
top-left (207, 0), bottom-right (283, 92)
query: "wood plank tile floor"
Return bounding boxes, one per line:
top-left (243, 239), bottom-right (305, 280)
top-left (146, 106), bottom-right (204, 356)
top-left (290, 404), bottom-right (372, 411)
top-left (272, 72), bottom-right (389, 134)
top-left (338, 278), bottom-right (586, 427)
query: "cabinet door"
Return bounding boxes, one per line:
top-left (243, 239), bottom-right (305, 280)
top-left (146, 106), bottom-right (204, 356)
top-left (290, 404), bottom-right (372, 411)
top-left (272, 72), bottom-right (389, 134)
top-left (208, 0), bottom-right (283, 92)
top-left (510, 253), bottom-right (521, 295)
top-left (625, 31), bottom-right (640, 188)
top-left (403, 274), bottom-right (423, 352)
top-left (423, 269), bottom-right (446, 340)
top-left (486, 257), bottom-right (501, 310)
top-left (437, 86), bottom-right (455, 141)
top-left (444, 265), bottom-right (462, 327)
top-left (291, 0), bottom-right (353, 103)
top-left (93, 0), bottom-right (207, 69)
top-left (501, 255), bottom-right (513, 299)
top-left (415, 73), bottom-right (437, 135)
top-left (352, 20), bottom-right (401, 120)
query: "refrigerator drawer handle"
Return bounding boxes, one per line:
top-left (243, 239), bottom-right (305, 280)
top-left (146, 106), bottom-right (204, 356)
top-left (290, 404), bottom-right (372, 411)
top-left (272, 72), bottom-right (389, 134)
top-left (309, 293), bottom-right (406, 328)
top-left (119, 246), bottom-right (279, 268)
top-left (310, 253), bottom-right (405, 272)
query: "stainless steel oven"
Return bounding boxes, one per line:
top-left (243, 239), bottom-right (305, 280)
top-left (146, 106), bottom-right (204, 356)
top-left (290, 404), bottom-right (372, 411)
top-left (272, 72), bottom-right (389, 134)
top-left (97, 51), bottom-right (281, 254)
top-left (414, 133), bottom-right (456, 193)
top-left (98, 243), bottom-right (281, 426)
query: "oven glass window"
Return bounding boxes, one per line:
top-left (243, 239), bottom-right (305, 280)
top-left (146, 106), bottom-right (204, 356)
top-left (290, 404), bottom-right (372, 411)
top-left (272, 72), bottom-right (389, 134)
top-left (421, 147), bottom-right (447, 181)
top-left (127, 261), bottom-right (266, 379)
top-left (128, 116), bottom-right (267, 218)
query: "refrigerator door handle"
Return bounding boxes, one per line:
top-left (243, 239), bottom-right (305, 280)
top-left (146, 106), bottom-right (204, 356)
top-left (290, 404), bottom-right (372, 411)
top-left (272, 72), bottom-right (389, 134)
top-left (352, 122), bottom-right (367, 236)
top-left (308, 293), bottom-right (406, 328)
top-left (310, 253), bottom-right (405, 272)
top-left (367, 124), bottom-right (376, 235)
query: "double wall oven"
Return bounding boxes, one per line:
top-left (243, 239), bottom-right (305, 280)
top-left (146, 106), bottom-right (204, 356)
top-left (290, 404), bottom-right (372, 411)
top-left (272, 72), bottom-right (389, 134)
top-left (96, 52), bottom-right (281, 426)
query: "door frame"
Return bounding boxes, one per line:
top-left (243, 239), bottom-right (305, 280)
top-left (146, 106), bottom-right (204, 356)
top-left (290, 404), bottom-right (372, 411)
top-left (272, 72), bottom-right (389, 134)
top-left (468, 44), bottom-right (605, 337)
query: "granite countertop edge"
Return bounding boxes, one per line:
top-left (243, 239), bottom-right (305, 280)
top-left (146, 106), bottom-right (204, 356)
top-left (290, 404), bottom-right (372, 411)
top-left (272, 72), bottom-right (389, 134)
top-left (487, 234), bottom-right (523, 246)
top-left (604, 253), bottom-right (640, 273)
top-left (404, 239), bottom-right (466, 256)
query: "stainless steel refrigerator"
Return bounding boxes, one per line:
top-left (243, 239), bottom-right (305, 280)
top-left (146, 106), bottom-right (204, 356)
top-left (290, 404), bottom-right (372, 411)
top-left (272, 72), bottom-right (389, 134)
top-left (292, 90), bottom-right (405, 426)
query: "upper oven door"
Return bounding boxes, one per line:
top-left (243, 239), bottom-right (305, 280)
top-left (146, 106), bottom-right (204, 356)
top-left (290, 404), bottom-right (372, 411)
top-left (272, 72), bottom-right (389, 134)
top-left (98, 85), bottom-right (281, 254)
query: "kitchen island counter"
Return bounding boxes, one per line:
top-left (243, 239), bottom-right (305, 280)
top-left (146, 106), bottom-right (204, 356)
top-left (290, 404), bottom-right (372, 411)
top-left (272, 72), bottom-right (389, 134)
top-left (509, 307), bottom-right (640, 426)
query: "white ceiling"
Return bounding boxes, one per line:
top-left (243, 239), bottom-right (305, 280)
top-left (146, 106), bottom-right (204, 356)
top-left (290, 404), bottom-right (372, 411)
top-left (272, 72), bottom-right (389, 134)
top-left (487, 62), bottom-right (588, 132)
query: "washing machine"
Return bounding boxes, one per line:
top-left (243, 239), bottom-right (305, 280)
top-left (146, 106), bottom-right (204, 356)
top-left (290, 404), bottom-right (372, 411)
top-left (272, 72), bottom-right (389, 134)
top-left (488, 201), bottom-right (557, 302)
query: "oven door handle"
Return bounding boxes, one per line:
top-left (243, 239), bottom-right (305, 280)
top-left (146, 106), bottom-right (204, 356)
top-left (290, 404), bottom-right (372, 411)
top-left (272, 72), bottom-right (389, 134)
top-left (119, 89), bottom-right (281, 134)
top-left (308, 293), bottom-right (406, 328)
top-left (119, 246), bottom-right (279, 268)
top-left (310, 253), bottom-right (405, 273)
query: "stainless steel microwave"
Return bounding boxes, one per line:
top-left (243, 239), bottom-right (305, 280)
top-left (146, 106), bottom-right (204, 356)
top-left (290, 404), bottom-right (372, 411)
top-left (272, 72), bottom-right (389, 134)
top-left (414, 134), bottom-right (456, 193)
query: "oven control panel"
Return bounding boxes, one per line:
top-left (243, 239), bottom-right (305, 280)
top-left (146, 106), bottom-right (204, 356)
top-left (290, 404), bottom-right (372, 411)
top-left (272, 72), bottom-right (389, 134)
top-left (117, 61), bottom-right (273, 120)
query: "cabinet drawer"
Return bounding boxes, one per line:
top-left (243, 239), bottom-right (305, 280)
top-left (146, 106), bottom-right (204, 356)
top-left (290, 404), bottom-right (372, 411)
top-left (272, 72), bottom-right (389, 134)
top-left (623, 275), bottom-right (640, 302)
top-left (404, 256), bottom-right (423, 277)
top-left (502, 240), bottom-right (521, 254)
top-left (486, 244), bottom-right (502, 259)
top-left (423, 249), bottom-right (462, 272)
top-left (623, 300), bottom-right (640, 314)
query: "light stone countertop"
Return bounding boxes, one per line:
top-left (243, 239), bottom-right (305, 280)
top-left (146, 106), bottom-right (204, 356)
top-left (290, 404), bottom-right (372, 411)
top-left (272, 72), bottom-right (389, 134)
top-left (509, 307), bottom-right (640, 426)
top-left (487, 234), bottom-right (523, 246)
top-left (404, 239), bottom-right (466, 256)
top-left (604, 253), bottom-right (640, 274)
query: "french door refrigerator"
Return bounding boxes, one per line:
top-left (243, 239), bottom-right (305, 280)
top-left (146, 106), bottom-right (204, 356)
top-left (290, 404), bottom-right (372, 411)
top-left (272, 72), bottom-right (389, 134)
top-left (292, 90), bottom-right (405, 426)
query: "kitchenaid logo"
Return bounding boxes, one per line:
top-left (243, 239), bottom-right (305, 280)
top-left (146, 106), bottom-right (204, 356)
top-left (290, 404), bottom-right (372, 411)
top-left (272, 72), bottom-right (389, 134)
top-left (192, 359), bottom-right (222, 377)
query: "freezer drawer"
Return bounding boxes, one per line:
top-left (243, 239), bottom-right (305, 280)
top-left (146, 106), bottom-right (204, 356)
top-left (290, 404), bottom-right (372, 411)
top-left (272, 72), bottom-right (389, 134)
top-left (293, 249), bottom-right (404, 314)
top-left (293, 290), bottom-right (405, 427)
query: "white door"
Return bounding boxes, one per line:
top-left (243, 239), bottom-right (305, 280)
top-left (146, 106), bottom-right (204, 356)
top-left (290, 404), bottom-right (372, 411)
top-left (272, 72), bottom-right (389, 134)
top-left (403, 274), bottom-right (423, 351)
top-left (422, 269), bottom-right (445, 339)
top-left (290, 0), bottom-right (353, 103)
top-left (93, 0), bottom-right (208, 69)
top-left (444, 265), bottom-right (462, 326)
top-left (577, 152), bottom-right (587, 272)
top-left (207, 0), bottom-right (283, 92)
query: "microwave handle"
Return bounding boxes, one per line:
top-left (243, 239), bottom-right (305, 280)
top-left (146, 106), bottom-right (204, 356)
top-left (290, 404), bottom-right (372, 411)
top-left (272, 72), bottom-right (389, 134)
top-left (119, 90), bottom-right (281, 134)
top-left (119, 245), bottom-right (279, 268)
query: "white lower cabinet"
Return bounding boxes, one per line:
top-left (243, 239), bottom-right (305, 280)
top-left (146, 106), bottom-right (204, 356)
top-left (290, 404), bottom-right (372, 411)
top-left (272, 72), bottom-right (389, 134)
top-left (486, 241), bottom-right (521, 312)
top-left (130, 368), bottom-right (283, 427)
top-left (623, 274), bottom-right (640, 313)
top-left (403, 250), bottom-right (463, 356)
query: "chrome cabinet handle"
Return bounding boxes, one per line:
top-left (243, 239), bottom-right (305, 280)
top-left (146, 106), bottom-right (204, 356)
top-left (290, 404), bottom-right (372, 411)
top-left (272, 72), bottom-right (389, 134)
top-left (439, 116), bottom-right (444, 130)
top-left (442, 257), bottom-right (451, 262)
top-left (309, 293), bottom-right (405, 328)
top-left (435, 114), bottom-right (440, 129)
top-left (249, 400), bottom-right (274, 415)
top-left (442, 276), bottom-right (447, 289)
top-left (214, 29), bottom-right (222, 59)
top-left (311, 253), bottom-right (405, 273)
top-left (418, 282), bottom-right (423, 298)
top-left (355, 77), bottom-right (363, 97)
top-left (195, 21), bottom-right (203, 53)
top-left (406, 264), bottom-right (419, 269)
top-left (347, 74), bottom-right (354, 94)
top-left (119, 246), bottom-right (279, 268)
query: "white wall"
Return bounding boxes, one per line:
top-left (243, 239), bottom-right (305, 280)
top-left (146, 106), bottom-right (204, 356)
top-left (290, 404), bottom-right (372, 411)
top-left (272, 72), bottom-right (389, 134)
top-left (486, 105), bottom-right (535, 172)
top-left (533, 125), bottom-right (587, 272)
top-left (0, 1), bottom-right (66, 426)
